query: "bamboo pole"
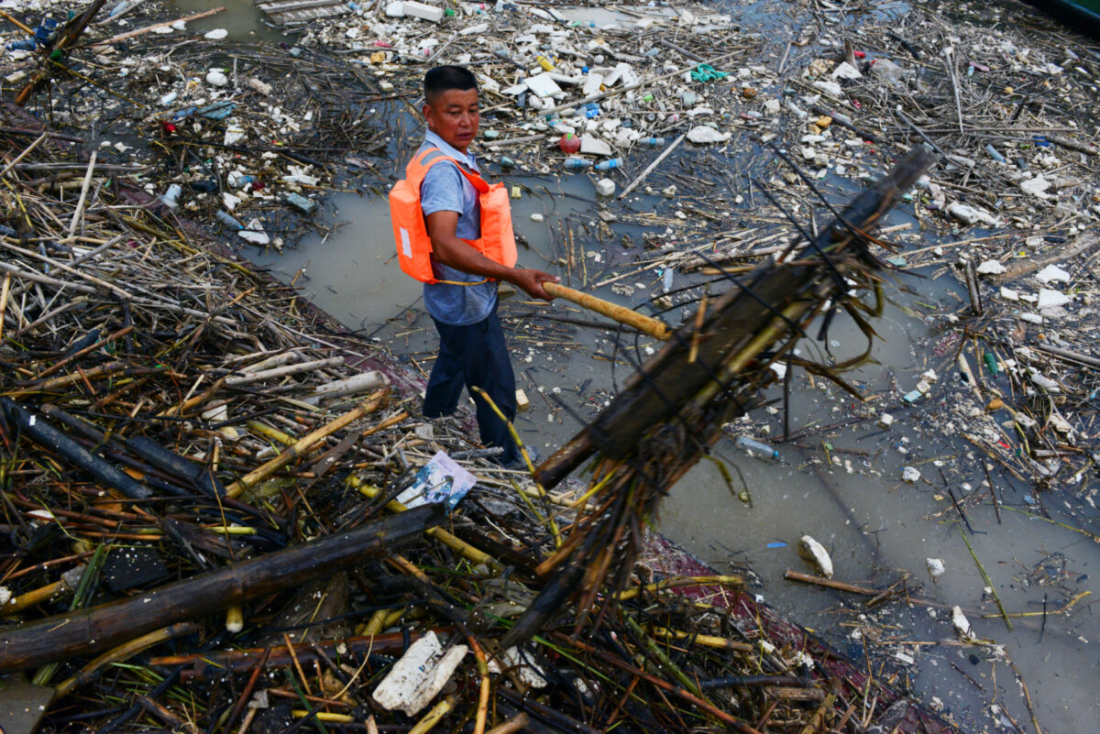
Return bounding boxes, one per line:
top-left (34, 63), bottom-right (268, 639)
top-left (617, 134), bottom-right (685, 200)
top-left (543, 282), bottom-right (670, 341)
top-left (89, 6), bottom-right (226, 46)
top-left (226, 390), bottom-right (386, 497)
top-left (53, 622), bottom-right (199, 699)
top-left (0, 271), bottom-right (10, 344)
top-left (66, 150), bottom-right (96, 240)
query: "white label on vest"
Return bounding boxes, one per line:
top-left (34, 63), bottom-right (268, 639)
top-left (400, 227), bottom-right (412, 258)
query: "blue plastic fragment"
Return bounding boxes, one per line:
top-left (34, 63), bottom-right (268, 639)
top-left (766, 542), bottom-right (788, 549)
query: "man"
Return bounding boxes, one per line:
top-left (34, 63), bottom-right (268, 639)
top-left (402, 65), bottom-right (559, 468)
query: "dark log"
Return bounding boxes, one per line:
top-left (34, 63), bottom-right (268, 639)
top-left (2, 398), bottom-right (154, 500)
top-left (535, 146), bottom-right (934, 490)
top-left (0, 505), bottom-right (443, 672)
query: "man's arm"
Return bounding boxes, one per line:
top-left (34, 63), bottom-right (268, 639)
top-left (426, 210), bottom-right (559, 301)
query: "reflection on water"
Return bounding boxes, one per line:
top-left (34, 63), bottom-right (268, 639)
top-left (169, 0), bottom-right (288, 43)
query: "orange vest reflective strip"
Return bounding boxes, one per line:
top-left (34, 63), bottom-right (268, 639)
top-left (389, 147), bottom-right (517, 285)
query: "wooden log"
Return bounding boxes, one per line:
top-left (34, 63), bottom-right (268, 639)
top-left (0, 505), bottom-right (443, 672)
top-left (535, 146), bottom-right (934, 490)
top-left (543, 282), bottom-right (670, 341)
top-left (2, 398), bottom-right (155, 500)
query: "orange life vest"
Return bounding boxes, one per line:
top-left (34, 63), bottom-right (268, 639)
top-left (389, 146), bottom-right (517, 284)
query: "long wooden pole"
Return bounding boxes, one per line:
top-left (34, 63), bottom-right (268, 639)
top-left (544, 282), bottom-right (670, 341)
top-left (0, 505), bottom-right (442, 672)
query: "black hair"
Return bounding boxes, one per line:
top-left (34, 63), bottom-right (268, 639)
top-left (424, 65), bottom-right (478, 104)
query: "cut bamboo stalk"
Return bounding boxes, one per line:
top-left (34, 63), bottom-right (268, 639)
top-left (617, 134), bottom-right (685, 200)
top-left (90, 6), bottom-right (226, 45)
top-left (543, 282), bottom-right (670, 341)
top-left (53, 622), bottom-right (199, 699)
top-left (0, 505), bottom-right (442, 672)
top-left (303, 370), bottom-right (387, 405)
top-left (485, 714), bottom-right (528, 734)
top-left (66, 150), bottom-right (97, 240)
top-left (0, 271), bottom-right (11, 344)
top-left (226, 390), bottom-right (386, 497)
top-left (0, 131), bottom-right (48, 178)
top-left (407, 695), bottom-right (456, 734)
top-left (225, 357), bottom-right (344, 386)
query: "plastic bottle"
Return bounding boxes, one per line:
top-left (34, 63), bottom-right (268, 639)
top-left (109, 0), bottom-right (132, 16)
top-left (228, 171), bottom-right (254, 188)
top-left (984, 144), bottom-right (1005, 164)
top-left (594, 158), bottom-right (623, 171)
top-left (34, 18), bottom-right (58, 47)
top-left (7, 38), bottom-right (37, 51)
top-left (215, 211), bottom-right (243, 230)
top-left (564, 157), bottom-right (592, 170)
top-left (640, 137), bottom-right (666, 146)
top-left (536, 55), bottom-right (554, 71)
top-left (735, 436), bottom-right (779, 459)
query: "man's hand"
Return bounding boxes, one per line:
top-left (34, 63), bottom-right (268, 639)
top-left (510, 268), bottom-right (560, 301)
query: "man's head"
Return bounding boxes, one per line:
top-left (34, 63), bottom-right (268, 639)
top-left (423, 66), bottom-right (479, 153)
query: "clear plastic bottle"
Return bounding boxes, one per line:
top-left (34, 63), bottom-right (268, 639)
top-left (564, 157), bottom-right (591, 170)
top-left (595, 158), bottom-right (623, 171)
top-left (735, 435), bottom-right (779, 459)
top-left (640, 137), bottom-right (666, 146)
top-left (215, 211), bottom-right (243, 230)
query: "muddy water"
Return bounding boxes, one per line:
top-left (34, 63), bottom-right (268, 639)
top-left (192, 0), bottom-right (1100, 731)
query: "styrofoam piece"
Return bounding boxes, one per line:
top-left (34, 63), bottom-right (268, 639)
top-left (926, 558), bottom-right (945, 578)
top-left (372, 632), bottom-right (469, 716)
top-left (580, 134), bottom-right (611, 156)
top-left (951, 606), bottom-right (973, 639)
top-left (1035, 264), bottom-right (1070, 284)
top-left (525, 72), bottom-right (563, 98)
top-left (798, 535), bottom-right (834, 578)
top-left (582, 72), bottom-right (603, 97)
top-left (487, 647), bottom-right (547, 688)
top-left (1037, 288), bottom-right (1070, 309)
top-left (687, 126), bottom-right (731, 144)
top-left (237, 220), bottom-right (270, 246)
top-left (402, 1), bottom-right (443, 22)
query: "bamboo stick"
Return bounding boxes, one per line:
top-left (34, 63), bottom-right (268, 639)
top-left (89, 6), bottom-right (226, 46)
top-left (617, 134), bottom-right (685, 200)
top-left (0, 271), bottom-right (10, 344)
top-left (66, 150), bottom-right (97, 240)
top-left (543, 282), bottom-right (670, 341)
top-left (53, 622), bottom-right (199, 699)
top-left (226, 390), bottom-right (387, 497)
top-left (225, 357), bottom-right (344, 386)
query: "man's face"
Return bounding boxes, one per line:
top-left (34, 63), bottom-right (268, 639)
top-left (423, 88), bottom-right (480, 153)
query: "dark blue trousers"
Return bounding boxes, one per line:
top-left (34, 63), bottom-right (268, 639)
top-left (422, 305), bottom-right (519, 465)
